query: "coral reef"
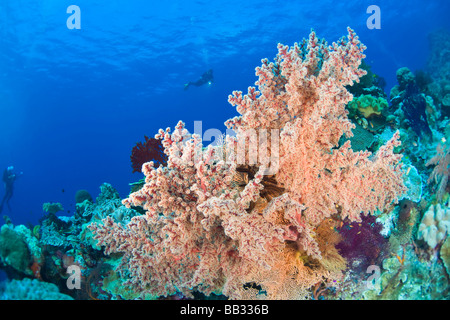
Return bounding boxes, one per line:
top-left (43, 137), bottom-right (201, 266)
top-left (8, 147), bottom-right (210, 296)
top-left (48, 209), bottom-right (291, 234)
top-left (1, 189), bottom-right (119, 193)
top-left (75, 190), bottom-right (93, 204)
top-left (2, 26), bottom-right (450, 301)
top-left (88, 28), bottom-right (406, 300)
top-left (0, 278), bottom-right (73, 300)
top-left (426, 140), bottom-right (450, 200)
top-left (0, 223), bottom-right (42, 279)
top-left (390, 68), bottom-right (432, 138)
top-left (362, 243), bottom-right (449, 300)
top-left (387, 200), bottom-right (421, 252)
top-left (42, 202), bottom-right (64, 215)
top-left (0, 182), bottom-right (141, 300)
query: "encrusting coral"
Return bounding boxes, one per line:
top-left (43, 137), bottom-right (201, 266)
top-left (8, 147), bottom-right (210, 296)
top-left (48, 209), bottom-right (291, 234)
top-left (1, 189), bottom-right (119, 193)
top-left (88, 28), bottom-right (407, 300)
top-left (0, 278), bottom-right (73, 300)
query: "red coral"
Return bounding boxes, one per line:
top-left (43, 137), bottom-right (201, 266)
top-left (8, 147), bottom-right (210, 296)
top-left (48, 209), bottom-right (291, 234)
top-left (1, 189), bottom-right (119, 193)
top-left (130, 136), bottom-right (168, 173)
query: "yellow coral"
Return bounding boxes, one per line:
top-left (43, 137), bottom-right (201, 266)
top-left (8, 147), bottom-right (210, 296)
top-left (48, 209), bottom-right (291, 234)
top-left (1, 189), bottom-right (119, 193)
top-left (348, 94), bottom-right (388, 119)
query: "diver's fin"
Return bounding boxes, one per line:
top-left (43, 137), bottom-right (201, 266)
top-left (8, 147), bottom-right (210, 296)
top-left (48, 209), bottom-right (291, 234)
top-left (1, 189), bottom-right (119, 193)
top-left (184, 83), bottom-right (190, 90)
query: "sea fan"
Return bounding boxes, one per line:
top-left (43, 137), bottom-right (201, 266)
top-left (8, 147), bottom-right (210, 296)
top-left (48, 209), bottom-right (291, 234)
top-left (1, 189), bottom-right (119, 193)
top-left (130, 136), bottom-right (168, 173)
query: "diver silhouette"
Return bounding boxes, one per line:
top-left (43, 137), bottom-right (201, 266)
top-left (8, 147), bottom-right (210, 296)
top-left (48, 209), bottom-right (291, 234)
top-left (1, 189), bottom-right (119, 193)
top-left (184, 69), bottom-right (213, 90)
top-left (0, 166), bottom-right (23, 214)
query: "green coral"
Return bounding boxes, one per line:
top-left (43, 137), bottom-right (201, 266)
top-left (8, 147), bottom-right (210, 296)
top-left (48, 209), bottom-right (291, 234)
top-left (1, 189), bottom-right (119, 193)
top-left (348, 94), bottom-right (388, 119)
top-left (0, 224), bottom-right (42, 276)
top-left (0, 225), bottom-right (32, 274)
top-left (75, 189), bottom-right (93, 204)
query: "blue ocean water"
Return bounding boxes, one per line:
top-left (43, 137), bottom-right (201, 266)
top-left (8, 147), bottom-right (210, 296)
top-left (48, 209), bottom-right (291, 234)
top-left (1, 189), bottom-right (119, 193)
top-left (0, 0), bottom-right (449, 299)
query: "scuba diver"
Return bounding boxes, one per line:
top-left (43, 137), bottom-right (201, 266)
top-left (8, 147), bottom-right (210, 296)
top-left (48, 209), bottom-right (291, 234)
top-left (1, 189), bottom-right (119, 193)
top-left (0, 166), bottom-right (23, 214)
top-left (184, 69), bottom-right (214, 90)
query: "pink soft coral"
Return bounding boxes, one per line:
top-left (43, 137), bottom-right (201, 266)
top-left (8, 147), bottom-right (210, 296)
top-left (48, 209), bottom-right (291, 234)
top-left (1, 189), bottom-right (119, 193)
top-left (89, 28), bottom-right (406, 300)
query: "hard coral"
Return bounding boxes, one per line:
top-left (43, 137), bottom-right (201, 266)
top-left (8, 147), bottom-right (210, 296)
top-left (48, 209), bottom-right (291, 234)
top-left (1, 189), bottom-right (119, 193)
top-left (75, 189), bottom-right (93, 204)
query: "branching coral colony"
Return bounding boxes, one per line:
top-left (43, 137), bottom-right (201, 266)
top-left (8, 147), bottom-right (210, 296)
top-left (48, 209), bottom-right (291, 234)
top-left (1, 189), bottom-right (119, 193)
top-left (88, 27), bottom-right (407, 300)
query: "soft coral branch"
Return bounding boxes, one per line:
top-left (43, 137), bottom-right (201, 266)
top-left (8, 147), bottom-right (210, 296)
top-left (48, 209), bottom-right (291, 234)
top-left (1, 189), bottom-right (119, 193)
top-left (89, 28), bottom-right (406, 300)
